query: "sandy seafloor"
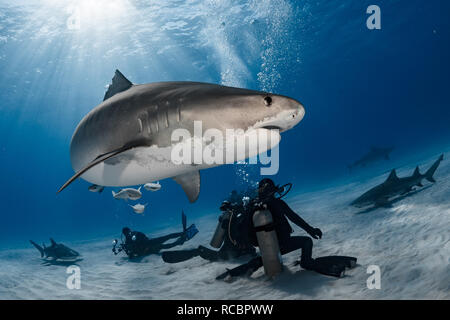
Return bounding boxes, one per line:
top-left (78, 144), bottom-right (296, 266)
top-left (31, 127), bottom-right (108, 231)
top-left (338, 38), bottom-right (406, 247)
top-left (0, 153), bottom-right (448, 300)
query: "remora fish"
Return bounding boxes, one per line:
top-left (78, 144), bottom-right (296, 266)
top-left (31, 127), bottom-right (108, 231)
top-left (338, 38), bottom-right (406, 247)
top-left (58, 70), bottom-right (305, 202)
top-left (88, 184), bottom-right (104, 193)
top-left (112, 187), bottom-right (142, 201)
top-left (351, 154), bottom-right (444, 207)
top-left (144, 181), bottom-right (161, 192)
top-left (129, 203), bottom-right (147, 214)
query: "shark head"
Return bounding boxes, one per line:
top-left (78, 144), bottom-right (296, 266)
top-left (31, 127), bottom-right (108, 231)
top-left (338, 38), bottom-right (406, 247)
top-left (250, 94), bottom-right (305, 133)
top-left (179, 84), bottom-right (305, 134)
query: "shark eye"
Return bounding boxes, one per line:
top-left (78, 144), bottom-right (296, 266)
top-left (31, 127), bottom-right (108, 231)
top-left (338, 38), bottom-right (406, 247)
top-left (264, 96), bottom-right (272, 106)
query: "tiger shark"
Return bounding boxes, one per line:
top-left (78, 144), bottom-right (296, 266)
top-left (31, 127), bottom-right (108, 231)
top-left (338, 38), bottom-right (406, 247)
top-left (351, 154), bottom-right (444, 207)
top-left (30, 239), bottom-right (80, 260)
top-left (58, 70), bottom-right (305, 202)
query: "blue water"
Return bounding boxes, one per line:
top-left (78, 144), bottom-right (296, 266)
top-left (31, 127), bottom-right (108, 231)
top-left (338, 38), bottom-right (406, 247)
top-left (0, 0), bottom-right (449, 249)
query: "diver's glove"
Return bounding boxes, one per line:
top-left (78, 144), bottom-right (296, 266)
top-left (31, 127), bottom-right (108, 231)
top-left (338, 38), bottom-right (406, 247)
top-left (309, 228), bottom-right (323, 240)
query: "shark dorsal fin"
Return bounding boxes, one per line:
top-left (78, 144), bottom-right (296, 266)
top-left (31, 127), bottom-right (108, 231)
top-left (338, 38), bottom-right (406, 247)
top-left (50, 238), bottom-right (57, 246)
top-left (173, 171), bottom-right (201, 203)
top-left (413, 166), bottom-right (421, 177)
top-left (386, 169), bottom-right (398, 182)
top-left (103, 69), bottom-right (133, 101)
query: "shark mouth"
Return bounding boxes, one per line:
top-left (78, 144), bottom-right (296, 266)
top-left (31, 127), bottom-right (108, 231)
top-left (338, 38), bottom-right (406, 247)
top-left (253, 109), bottom-right (304, 133)
top-left (261, 125), bottom-right (282, 130)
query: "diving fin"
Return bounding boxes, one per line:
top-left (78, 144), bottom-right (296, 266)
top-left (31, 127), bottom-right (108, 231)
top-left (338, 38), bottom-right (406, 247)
top-left (182, 210), bottom-right (187, 232)
top-left (216, 257), bottom-right (263, 280)
top-left (314, 256), bottom-right (357, 269)
top-left (311, 262), bottom-right (346, 278)
top-left (184, 224), bottom-right (199, 241)
top-left (30, 240), bottom-right (45, 258)
top-left (162, 248), bottom-right (200, 264)
top-left (58, 139), bottom-right (150, 193)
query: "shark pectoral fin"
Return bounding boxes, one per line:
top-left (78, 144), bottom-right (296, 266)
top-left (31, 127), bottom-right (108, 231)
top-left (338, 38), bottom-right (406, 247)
top-left (58, 140), bottom-right (150, 193)
top-left (173, 171), bottom-right (201, 203)
top-left (103, 69), bottom-right (133, 101)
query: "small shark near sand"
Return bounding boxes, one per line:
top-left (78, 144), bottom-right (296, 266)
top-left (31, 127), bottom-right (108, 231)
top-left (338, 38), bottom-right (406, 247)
top-left (30, 238), bottom-right (80, 260)
top-left (351, 154), bottom-right (444, 208)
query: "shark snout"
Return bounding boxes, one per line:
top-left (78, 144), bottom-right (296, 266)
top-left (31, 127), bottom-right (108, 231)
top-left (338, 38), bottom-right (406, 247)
top-left (281, 99), bottom-right (305, 132)
top-left (253, 98), bottom-right (305, 132)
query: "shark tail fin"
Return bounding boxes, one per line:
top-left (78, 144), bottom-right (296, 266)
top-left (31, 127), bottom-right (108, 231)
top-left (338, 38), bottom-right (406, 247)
top-left (30, 240), bottom-right (44, 257)
top-left (425, 154), bottom-right (444, 183)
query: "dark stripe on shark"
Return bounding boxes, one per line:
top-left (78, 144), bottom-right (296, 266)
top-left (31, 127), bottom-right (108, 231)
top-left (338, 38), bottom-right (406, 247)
top-left (57, 139), bottom-right (151, 193)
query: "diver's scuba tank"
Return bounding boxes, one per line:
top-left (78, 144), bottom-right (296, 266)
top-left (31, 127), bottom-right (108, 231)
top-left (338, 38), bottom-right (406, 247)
top-left (253, 207), bottom-right (283, 278)
top-left (210, 210), bottom-right (231, 248)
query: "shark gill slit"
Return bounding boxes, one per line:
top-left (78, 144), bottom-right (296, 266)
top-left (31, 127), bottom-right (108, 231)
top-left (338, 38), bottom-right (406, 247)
top-left (155, 105), bottom-right (159, 132)
top-left (137, 118), bottom-right (143, 133)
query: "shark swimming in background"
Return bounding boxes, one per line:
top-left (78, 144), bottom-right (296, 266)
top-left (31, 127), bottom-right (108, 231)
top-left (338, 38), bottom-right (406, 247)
top-left (30, 239), bottom-right (80, 261)
top-left (351, 154), bottom-right (444, 208)
top-left (348, 146), bottom-right (394, 171)
top-left (58, 70), bottom-right (305, 202)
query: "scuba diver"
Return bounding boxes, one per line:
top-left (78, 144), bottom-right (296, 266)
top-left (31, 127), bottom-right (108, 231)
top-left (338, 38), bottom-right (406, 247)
top-left (217, 178), bottom-right (357, 280)
top-left (112, 211), bottom-right (198, 259)
top-left (162, 198), bottom-right (257, 263)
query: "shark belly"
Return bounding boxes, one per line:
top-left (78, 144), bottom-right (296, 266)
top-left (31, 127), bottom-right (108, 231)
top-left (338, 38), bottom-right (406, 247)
top-left (79, 145), bottom-right (195, 186)
top-left (78, 128), bottom-right (281, 187)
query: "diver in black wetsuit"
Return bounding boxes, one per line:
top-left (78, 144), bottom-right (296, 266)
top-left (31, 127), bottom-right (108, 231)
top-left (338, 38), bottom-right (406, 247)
top-left (217, 178), bottom-right (356, 279)
top-left (162, 199), bottom-right (257, 263)
top-left (256, 178), bottom-right (322, 269)
top-left (112, 212), bottom-right (198, 258)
